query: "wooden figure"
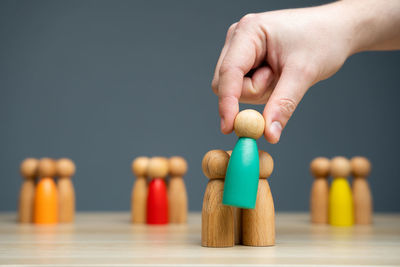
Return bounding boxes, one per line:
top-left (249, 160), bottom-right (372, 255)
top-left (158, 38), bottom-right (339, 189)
top-left (168, 156), bottom-right (188, 224)
top-left (351, 156), bottom-right (372, 224)
top-left (310, 157), bottom-right (330, 224)
top-left (146, 157), bottom-right (169, 224)
top-left (201, 150), bottom-right (234, 247)
top-left (242, 150), bottom-right (275, 246)
top-left (33, 158), bottom-right (58, 224)
top-left (18, 158), bottom-right (38, 223)
top-left (56, 158), bottom-right (76, 223)
top-left (223, 109), bottom-right (265, 209)
top-left (329, 156), bottom-right (353, 226)
top-left (131, 157), bottom-right (149, 224)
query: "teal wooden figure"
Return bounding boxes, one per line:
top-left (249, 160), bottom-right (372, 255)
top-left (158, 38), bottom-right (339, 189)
top-left (222, 109), bottom-right (265, 209)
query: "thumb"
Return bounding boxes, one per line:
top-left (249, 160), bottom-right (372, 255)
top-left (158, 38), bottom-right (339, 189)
top-left (263, 66), bottom-right (314, 143)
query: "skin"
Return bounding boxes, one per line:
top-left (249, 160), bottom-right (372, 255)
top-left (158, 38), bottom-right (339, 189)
top-left (212, 0), bottom-right (400, 144)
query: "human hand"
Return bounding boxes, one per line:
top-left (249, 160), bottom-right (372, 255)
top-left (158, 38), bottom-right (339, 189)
top-left (212, 2), bottom-right (359, 143)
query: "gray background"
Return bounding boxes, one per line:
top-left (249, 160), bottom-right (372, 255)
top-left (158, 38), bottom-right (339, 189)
top-left (0, 0), bottom-right (399, 212)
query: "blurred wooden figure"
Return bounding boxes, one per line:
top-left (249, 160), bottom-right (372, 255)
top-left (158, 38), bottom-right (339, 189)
top-left (351, 156), bottom-right (372, 224)
top-left (310, 157), bottom-right (330, 224)
top-left (56, 158), bottom-right (76, 223)
top-left (168, 156), bottom-right (188, 224)
top-left (146, 157), bottom-right (169, 224)
top-left (201, 150), bottom-right (234, 247)
top-left (18, 158), bottom-right (39, 223)
top-left (131, 157), bottom-right (149, 223)
top-left (329, 156), bottom-right (353, 226)
top-left (242, 150), bottom-right (275, 246)
top-left (34, 158), bottom-right (58, 224)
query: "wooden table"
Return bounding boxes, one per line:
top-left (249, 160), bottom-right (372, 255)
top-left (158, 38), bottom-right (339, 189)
top-left (0, 212), bottom-right (399, 266)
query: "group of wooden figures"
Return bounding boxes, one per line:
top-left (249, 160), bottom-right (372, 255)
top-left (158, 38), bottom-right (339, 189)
top-left (201, 149), bottom-right (275, 247)
top-left (310, 156), bottom-right (372, 226)
top-left (131, 156), bottom-right (188, 224)
top-left (18, 157), bottom-right (76, 224)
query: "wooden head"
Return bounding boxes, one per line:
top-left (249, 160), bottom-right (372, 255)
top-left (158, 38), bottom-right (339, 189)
top-left (310, 157), bottom-right (330, 178)
top-left (147, 157), bottom-right (169, 179)
top-left (202, 150), bottom-right (230, 179)
top-left (20, 158), bottom-right (39, 179)
top-left (351, 156), bottom-right (371, 178)
top-left (132, 156), bottom-right (149, 177)
top-left (259, 150), bottom-right (274, 178)
top-left (330, 156), bottom-right (351, 178)
top-left (169, 156), bottom-right (188, 176)
top-left (233, 109), bottom-right (265, 139)
top-left (38, 158), bottom-right (57, 178)
top-left (56, 158), bottom-right (76, 177)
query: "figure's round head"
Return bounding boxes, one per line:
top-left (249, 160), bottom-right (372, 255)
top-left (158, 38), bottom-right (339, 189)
top-left (351, 156), bottom-right (371, 178)
top-left (56, 158), bottom-right (76, 177)
top-left (38, 158), bottom-right (57, 178)
top-left (234, 109), bottom-right (265, 139)
top-left (132, 157), bottom-right (149, 177)
top-left (202, 150), bottom-right (229, 179)
top-left (20, 158), bottom-right (39, 179)
top-left (310, 157), bottom-right (330, 178)
top-left (147, 157), bottom-right (169, 179)
top-left (330, 156), bottom-right (351, 178)
top-left (259, 150), bottom-right (274, 178)
top-left (169, 156), bottom-right (188, 176)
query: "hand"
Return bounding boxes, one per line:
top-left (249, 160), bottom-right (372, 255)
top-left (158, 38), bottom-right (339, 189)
top-left (212, 0), bottom-right (400, 143)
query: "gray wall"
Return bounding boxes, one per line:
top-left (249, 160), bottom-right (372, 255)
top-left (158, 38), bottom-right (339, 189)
top-left (1, 0), bottom-right (399, 212)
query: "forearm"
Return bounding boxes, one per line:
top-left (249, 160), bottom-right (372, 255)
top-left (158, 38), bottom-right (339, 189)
top-left (340, 0), bottom-right (400, 54)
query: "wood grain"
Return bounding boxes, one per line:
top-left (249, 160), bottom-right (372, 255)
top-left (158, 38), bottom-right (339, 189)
top-left (0, 212), bottom-right (399, 266)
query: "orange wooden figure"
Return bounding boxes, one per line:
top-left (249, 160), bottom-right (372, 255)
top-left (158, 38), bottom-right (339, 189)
top-left (33, 158), bottom-right (58, 224)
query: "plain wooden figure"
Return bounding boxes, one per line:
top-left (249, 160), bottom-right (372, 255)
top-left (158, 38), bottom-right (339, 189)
top-left (168, 156), bottom-right (188, 224)
top-left (33, 158), bottom-right (58, 224)
top-left (146, 157), bottom-right (169, 224)
top-left (351, 156), bottom-right (372, 224)
top-left (242, 150), bottom-right (275, 246)
top-left (56, 158), bottom-right (76, 223)
top-left (226, 150), bottom-right (241, 245)
top-left (201, 150), bottom-right (234, 247)
top-left (131, 157), bottom-right (149, 224)
top-left (329, 156), bottom-right (353, 226)
top-left (310, 157), bottom-right (330, 224)
top-left (18, 158), bottom-right (39, 223)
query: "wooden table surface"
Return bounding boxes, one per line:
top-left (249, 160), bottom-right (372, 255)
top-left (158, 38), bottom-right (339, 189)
top-left (0, 212), bottom-right (399, 266)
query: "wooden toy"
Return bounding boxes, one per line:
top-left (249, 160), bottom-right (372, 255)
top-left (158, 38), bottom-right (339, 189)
top-left (168, 156), bottom-right (188, 224)
top-left (201, 150), bottom-right (234, 247)
top-left (18, 158), bottom-right (38, 223)
top-left (146, 157), bottom-right (169, 224)
top-left (56, 158), bottom-right (76, 223)
top-left (223, 109), bottom-right (265, 209)
top-left (131, 157), bottom-right (149, 223)
top-left (33, 158), bottom-right (58, 224)
top-left (351, 156), bottom-right (372, 224)
top-left (310, 157), bottom-right (330, 224)
top-left (242, 150), bottom-right (275, 246)
top-left (329, 156), bottom-right (353, 226)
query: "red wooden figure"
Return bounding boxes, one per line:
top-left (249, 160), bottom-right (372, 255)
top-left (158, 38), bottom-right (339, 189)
top-left (146, 157), bottom-right (169, 224)
top-left (147, 178), bottom-right (168, 224)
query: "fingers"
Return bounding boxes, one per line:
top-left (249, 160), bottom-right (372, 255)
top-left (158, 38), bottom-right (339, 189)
top-left (212, 23), bottom-right (237, 95)
top-left (263, 65), bottom-right (316, 143)
top-left (241, 66), bottom-right (275, 104)
top-left (217, 24), bottom-right (266, 133)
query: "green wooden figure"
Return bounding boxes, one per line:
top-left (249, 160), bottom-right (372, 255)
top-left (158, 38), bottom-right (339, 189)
top-left (222, 109), bottom-right (265, 209)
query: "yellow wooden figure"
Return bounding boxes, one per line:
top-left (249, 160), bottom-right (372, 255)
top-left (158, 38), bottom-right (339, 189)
top-left (329, 156), bottom-right (353, 226)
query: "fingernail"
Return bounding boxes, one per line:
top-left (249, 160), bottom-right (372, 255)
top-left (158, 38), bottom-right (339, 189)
top-left (270, 121), bottom-right (282, 142)
top-left (221, 118), bottom-right (226, 131)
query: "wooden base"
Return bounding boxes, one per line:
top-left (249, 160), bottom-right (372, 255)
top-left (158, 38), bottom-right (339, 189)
top-left (0, 212), bottom-right (399, 266)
